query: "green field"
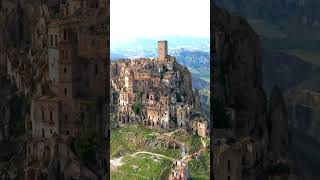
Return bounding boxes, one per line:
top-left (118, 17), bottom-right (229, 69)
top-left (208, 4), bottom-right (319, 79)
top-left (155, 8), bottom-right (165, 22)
top-left (111, 125), bottom-right (209, 179)
top-left (110, 125), bottom-right (181, 159)
top-left (111, 154), bottom-right (172, 180)
top-left (111, 125), bottom-right (205, 159)
top-left (188, 150), bottom-right (210, 180)
top-left (172, 131), bottom-right (203, 153)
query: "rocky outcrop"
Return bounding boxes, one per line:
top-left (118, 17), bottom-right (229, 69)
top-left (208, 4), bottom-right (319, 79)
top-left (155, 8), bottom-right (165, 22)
top-left (193, 89), bottom-right (201, 113)
top-left (212, 3), bottom-right (268, 138)
top-left (286, 89), bottom-right (320, 144)
top-left (212, 2), bottom-right (303, 179)
top-left (174, 61), bottom-right (194, 101)
top-left (269, 86), bottom-right (289, 160)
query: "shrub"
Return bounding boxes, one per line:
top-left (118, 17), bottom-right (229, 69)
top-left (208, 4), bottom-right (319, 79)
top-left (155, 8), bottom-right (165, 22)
top-left (133, 92), bottom-right (142, 114)
top-left (176, 92), bottom-right (183, 102)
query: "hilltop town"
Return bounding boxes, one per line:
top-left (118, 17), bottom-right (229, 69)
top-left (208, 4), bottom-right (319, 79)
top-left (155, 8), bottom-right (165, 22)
top-left (110, 41), bottom-right (210, 179)
top-left (111, 41), bottom-right (208, 137)
top-left (0, 0), bottom-right (109, 179)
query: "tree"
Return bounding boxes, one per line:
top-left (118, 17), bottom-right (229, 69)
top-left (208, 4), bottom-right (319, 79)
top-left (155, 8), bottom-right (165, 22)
top-left (133, 92), bottom-right (142, 114)
top-left (176, 92), bottom-right (183, 102)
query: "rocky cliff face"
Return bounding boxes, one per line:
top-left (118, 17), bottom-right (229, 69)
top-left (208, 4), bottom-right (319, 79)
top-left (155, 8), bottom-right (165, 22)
top-left (212, 3), bottom-right (268, 138)
top-left (212, 2), bottom-right (302, 179)
top-left (174, 61), bottom-right (194, 102)
top-left (269, 87), bottom-right (289, 160)
top-left (262, 49), bottom-right (313, 94)
top-left (286, 89), bottom-right (320, 144)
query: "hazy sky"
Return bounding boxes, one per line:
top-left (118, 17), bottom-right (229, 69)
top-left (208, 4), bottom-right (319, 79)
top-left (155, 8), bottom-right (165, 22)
top-left (111, 0), bottom-right (210, 43)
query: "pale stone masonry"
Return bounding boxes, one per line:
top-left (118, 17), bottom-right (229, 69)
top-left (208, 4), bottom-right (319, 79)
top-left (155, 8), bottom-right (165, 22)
top-left (111, 41), bottom-right (208, 137)
top-left (23, 0), bottom-right (109, 179)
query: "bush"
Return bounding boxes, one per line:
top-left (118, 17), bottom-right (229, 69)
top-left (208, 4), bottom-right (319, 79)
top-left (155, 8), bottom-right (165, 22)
top-left (133, 103), bottom-right (141, 114)
top-left (133, 92), bottom-right (142, 114)
top-left (194, 112), bottom-right (201, 118)
top-left (176, 92), bottom-right (183, 102)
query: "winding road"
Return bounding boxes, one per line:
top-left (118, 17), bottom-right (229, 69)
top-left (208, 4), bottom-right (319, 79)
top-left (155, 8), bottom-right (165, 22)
top-left (110, 128), bottom-right (209, 177)
top-left (131, 151), bottom-right (175, 161)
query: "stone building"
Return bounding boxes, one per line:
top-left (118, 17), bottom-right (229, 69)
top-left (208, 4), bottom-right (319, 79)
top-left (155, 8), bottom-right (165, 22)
top-left (169, 160), bottom-right (189, 180)
top-left (31, 13), bottom-right (107, 139)
top-left (26, 0), bottom-right (109, 179)
top-left (158, 40), bottom-right (168, 61)
top-left (191, 118), bottom-right (208, 138)
top-left (213, 136), bottom-right (264, 180)
top-left (48, 21), bottom-right (60, 93)
top-left (112, 41), bottom-right (208, 135)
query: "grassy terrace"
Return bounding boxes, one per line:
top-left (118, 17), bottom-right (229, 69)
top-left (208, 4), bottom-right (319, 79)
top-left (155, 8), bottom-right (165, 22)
top-left (188, 150), bottom-right (210, 180)
top-left (111, 125), bottom-right (208, 179)
top-left (110, 125), bottom-right (178, 179)
top-left (110, 125), bottom-right (181, 159)
top-left (111, 154), bottom-right (172, 180)
top-left (172, 130), bottom-right (203, 153)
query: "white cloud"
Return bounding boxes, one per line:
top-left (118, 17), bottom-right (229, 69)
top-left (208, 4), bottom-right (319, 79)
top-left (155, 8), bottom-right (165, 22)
top-left (111, 0), bottom-right (210, 42)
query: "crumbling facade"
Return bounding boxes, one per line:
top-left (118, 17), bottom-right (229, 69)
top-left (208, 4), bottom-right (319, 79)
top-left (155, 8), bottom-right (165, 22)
top-left (111, 41), bottom-right (208, 137)
top-left (24, 0), bottom-right (109, 179)
top-left (169, 160), bottom-right (189, 180)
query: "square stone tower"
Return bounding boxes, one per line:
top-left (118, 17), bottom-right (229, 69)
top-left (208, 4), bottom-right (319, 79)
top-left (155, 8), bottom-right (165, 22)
top-left (158, 40), bottom-right (168, 61)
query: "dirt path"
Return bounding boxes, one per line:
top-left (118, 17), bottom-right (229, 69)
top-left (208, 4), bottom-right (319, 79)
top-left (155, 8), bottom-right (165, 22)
top-left (110, 156), bottom-right (124, 170)
top-left (131, 151), bottom-right (175, 161)
top-left (110, 128), bottom-right (209, 176)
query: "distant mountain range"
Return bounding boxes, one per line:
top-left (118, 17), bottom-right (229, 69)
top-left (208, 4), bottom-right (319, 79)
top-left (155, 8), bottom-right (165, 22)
top-left (262, 49), bottom-right (314, 94)
top-left (216, 0), bottom-right (320, 93)
top-left (111, 37), bottom-right (210, 90)
top-left (216, 0), bottom-right (320, 27)
top-left (111, 36), bottom-right (209, 59)
top-left (216, 0), bottom-right (320, 46)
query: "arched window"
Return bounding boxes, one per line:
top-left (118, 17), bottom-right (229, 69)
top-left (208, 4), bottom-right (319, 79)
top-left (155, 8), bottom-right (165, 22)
top-left (64, 88), bottom-right (67, 95)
